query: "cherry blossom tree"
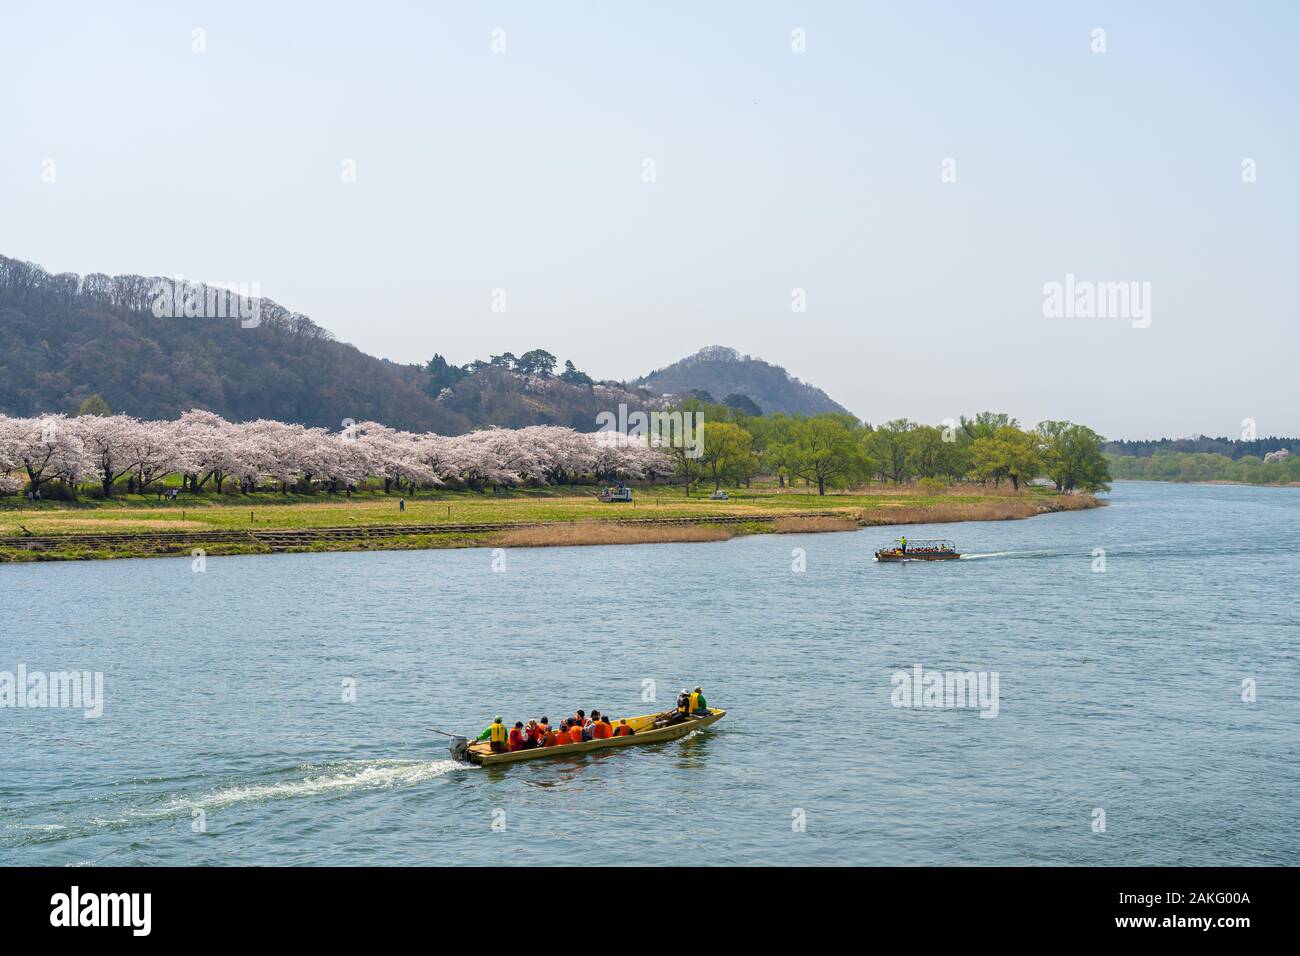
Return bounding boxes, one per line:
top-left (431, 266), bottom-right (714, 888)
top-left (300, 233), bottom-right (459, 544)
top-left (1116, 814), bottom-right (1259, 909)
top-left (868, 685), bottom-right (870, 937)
top-left (133, 419), bottom-right (190, 492)
top-left (517, 425), bottom-right (597, 486)
top-left (72, 414), bottom-right (145, 497)
top-left (0, 410), bottom-right (673, 498)
top-left (0, 415), bottom-right (90, 498)
top-left (176, 410), bottom-right (243, 493)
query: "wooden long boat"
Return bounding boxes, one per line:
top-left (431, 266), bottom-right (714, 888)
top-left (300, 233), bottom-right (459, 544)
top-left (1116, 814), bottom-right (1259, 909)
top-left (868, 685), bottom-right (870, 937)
top-left (458, 708), bottom-right (726, 766)
top-left (874, 537), bottom-right (961, 561)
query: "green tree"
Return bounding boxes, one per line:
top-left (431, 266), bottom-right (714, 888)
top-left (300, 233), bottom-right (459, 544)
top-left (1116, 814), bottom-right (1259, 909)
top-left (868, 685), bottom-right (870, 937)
top-left (787, 415), bottom-right (871, 495)
top-left (559, 360), bottom-right (593, 386)
top-left (698, 422), bottom-right (757, 490)
top-left (515, 349), bottom-right (558, 376)
top-left (867, 419), bottom-right (916, 483)
top-left (1038, 422), bottom-right (1111, 492)
top-left (424, 354), bottom-right (467, 396)
top-left (968, 426), bottom-right (1042, 489)
top-left (959, 411), bottom-right (1019, 443)
top-left (905, 424), bottom-right (966, 480)
top-left (76, 395), bottom-right (111, 416)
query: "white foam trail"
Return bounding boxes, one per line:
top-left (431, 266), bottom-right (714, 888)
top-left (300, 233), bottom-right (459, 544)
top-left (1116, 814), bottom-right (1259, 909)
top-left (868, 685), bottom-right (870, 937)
top-left (168, 759), bottom-right (473, 812)
top-left (960, 548), bottom-right (1062, 560)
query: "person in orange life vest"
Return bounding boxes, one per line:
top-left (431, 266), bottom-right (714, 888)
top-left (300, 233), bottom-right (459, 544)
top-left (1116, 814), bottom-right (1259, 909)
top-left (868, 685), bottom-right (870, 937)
top-left (507, 721), bottom-right (527, 752)
top-left (613, 718), bottom-right (634, 736)
top-left (541, 722), bottom-right (557, 747)
top-left (476, 716), bottom-right (509, 753)
top-left (591, 718), bottom-right (611, 740)
top-left (525, 719), bottom-right (542, 747)
top-left (554, 723), bottom-right (573, 745)
top-left (534, 717), bottom-right (550, 746)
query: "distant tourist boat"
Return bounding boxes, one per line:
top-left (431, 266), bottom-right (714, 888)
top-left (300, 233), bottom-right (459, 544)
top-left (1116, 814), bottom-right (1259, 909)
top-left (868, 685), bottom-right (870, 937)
top-left (874, 537), bottom-right (960, 561)
top-left (448, 709), bottom-right (726, 766)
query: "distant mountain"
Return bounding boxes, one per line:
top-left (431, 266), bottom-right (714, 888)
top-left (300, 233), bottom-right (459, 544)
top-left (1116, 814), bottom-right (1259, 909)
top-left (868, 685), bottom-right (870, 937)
top-left (0, 254), bottom-right (661, 432)
top-left (636, 346), bottom-right (849, 416)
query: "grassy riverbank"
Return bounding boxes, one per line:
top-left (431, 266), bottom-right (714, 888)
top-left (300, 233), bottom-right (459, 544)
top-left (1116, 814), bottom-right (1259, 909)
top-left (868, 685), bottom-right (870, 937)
top-left (0, 483), bottom-right (1101, 562)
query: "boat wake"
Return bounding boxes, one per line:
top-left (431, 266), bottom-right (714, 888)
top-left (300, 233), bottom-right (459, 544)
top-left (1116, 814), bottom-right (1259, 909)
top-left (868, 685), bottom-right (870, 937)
top-left (3, 759), bottom-right (475, 849)
top-left (959, 549), bottom-right (1062, 560)
top-left (168, 758), bottom-right (474, 812)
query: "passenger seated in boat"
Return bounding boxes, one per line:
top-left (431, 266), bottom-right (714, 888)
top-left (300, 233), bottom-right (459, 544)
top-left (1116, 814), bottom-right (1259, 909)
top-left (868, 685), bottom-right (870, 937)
top-left (523, 719), bottom-right (538, 747)
top-left (601, 715), bottom-right (615, 736)
top-left (554, 724), bottom-right (573, 746)
top-left (541, 722), bottom-right (557, 747)
top-left (667, 689), bottom-right (692, 725)
top-left (690, 686), bottom-right (708, 714)
top-left (508, 722), bottom-right (528, 751)
top-left (614, 719), bottom-right (634, 736)
top-left (477, 716), bottom-right (509, 753)
top-left (591, 717), bottom-right (612, 739)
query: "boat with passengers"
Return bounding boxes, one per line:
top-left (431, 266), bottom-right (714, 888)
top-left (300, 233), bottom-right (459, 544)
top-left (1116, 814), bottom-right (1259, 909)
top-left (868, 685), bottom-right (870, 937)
top-left (874, 537), bottom-right (960, 561)
top-left (447, 707), bottom-right (726, 766)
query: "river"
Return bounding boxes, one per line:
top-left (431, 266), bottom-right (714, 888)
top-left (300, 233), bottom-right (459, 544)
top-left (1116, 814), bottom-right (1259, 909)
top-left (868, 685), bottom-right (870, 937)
top-left (2, 481), bottom-right (1296, 865)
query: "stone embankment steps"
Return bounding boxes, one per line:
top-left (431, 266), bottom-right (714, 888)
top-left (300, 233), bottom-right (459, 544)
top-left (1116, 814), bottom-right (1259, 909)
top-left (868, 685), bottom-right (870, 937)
top-left (0, 511), bottom-right (844, 555)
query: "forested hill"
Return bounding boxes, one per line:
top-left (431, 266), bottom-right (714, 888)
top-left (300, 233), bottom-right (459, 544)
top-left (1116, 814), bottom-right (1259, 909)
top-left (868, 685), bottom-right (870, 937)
top-left (0, 255), bottom-right (473, 433)
top-left (0, 254), bottom-right (658, 432)
top-left (635, 346), bottom-right (849, 416)
top-left (1104, 436), bottom-right (1300, 459)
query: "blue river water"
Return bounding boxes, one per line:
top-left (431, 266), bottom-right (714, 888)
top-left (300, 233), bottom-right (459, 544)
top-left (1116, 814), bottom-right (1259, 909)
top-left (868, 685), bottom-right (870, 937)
top-left (2, 481), bottom-right (1296, 865)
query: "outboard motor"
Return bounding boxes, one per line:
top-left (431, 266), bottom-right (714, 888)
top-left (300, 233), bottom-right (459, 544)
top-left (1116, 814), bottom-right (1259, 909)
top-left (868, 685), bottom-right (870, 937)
top-left (448, 736), bottom-right (470, 762)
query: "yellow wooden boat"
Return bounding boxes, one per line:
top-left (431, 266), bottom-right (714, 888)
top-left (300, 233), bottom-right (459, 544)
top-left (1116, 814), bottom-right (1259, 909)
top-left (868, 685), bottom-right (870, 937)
top-left (456, 708), bottom-right (727, 766)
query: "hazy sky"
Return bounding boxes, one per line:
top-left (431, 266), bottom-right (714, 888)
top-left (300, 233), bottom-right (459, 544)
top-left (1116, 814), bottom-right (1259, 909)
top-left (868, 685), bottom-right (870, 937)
top-left (3, 2), bottom-right (1296, 438)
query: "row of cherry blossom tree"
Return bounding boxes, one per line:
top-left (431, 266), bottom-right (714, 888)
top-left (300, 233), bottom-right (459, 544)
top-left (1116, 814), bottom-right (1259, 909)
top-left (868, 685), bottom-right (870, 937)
top-left (0, 411), bottom-right (671, 498)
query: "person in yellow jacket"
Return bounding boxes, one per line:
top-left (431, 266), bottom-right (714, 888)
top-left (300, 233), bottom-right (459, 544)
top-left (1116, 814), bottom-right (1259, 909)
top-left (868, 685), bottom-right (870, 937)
top-left (689, 686), bottom-right (708, 714)
top-left (475, 716), bottom-right (509, 753)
